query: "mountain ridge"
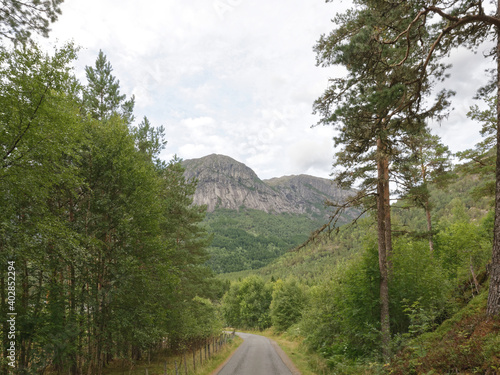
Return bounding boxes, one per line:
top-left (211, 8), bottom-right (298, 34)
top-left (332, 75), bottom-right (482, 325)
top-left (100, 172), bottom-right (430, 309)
top-left (182, 153), bottom-right (350, 218)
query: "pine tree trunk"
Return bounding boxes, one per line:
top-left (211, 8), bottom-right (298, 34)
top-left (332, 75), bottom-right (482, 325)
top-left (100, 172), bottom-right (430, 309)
top-left (383, 152), bottom-right (392, 266)
top-left (487, 16), bottom-right (500, 316)
top-left (376, 139), bottom-right (391, 359)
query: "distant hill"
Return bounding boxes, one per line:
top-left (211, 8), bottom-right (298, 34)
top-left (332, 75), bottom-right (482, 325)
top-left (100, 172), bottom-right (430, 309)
top-left (182, 154), bottom-right (352, 219)
top-left (181, 154), bottom-right (357, 273)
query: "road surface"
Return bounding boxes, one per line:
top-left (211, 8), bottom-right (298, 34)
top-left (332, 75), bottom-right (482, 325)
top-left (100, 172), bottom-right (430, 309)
top-left (215, 332), bottom-right (299, 375)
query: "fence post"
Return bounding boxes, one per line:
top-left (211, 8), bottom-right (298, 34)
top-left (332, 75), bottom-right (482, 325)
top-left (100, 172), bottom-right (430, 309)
top-left (164, 360), bottom-right (167, 375)
top-left (193, 349), bottom-right (196, 372)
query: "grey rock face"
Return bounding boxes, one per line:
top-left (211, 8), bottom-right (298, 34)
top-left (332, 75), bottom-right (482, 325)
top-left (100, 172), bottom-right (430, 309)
top-left (182, 154), bottom-right (351, 218)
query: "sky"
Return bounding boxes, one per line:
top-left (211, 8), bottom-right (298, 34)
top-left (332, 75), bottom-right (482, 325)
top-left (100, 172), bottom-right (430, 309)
top-left (38, 0), bottom-right (494, 180)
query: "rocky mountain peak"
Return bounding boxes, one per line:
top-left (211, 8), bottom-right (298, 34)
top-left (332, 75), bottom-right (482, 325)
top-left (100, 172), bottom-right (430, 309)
top-left (182, 154), bottom-right (350, 218)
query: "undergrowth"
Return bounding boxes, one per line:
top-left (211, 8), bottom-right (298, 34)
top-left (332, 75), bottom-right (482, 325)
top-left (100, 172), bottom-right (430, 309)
top-left (388, 291), bottom-right (500, 374)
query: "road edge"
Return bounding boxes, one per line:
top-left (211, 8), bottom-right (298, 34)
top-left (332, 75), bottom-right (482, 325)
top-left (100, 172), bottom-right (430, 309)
top-left (269, 338), bottom-right (302, 375)
top-left (210, 335), bottom-right (244, 375)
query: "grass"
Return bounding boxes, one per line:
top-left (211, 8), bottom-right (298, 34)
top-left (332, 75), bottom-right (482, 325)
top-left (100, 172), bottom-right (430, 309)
top-left (102, 336), bottom-right (243, 375)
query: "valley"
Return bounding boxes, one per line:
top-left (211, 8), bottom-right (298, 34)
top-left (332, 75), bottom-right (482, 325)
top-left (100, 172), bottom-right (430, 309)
top-left (182, 154), bottom-right (358, 273)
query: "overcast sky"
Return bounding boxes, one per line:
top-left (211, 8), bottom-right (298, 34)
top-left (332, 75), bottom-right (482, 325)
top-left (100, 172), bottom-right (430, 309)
top-left (39, 0), bottom-right (494, 179)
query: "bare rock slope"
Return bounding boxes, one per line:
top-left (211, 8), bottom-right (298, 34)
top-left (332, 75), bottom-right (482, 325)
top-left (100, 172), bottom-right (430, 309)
top-left (182, 154), bottom-right (351, 218)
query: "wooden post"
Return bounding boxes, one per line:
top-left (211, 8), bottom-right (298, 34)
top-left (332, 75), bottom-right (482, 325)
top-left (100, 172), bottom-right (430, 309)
top-left (175, 360), bottom-right (179, 375)
top-left (200, 347), bottom-right (202, 365)
top-left (146, 369), bottom-right (149, 375)
top-left (193, 350), bottom-right (196, 372)
top-left (184, 352), bottom-right (188, 375)
top-left (164, 360), bottom-right (167, 375)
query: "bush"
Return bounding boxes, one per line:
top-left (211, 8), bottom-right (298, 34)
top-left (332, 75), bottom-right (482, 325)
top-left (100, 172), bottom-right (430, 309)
top-left (222, 275), bottom-right (272, 330)
top-left (270, 279), bottom-right (305, 331)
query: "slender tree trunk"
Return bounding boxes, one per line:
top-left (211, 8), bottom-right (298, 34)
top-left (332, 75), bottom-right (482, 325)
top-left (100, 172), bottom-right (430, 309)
top-left (420, 161), bottom-right (435, 253)
top-left (487, 16), bottom-right (500, 316)
top-left (383, 152), bottom-right (392, 265)
top-left (425, 201), bottom-right (435, 253)
top-left (376, 138), bottom-right (391, 360)
top-left (19, 260), bottom-right (29, 370)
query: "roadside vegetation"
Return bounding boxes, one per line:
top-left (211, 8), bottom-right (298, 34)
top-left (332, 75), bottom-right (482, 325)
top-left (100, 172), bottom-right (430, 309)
top-left (219, 164), bottom-right (500, 374)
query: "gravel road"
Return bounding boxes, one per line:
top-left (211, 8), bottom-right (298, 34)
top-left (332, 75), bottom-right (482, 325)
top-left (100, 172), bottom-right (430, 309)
top-left (215, 332), bottom-right (299, 375)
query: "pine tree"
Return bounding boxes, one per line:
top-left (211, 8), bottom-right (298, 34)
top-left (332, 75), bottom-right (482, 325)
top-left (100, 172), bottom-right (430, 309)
top-left (0, 0), bottom-right (65, 45)
top-left (331, 0), bottom-right (500, 317)
top-left (314, 0), bottom-right (451, 358)
top-left (398, 129), bottom-right (453, 252)
top-left (83, 50), bottom-right (135, 124)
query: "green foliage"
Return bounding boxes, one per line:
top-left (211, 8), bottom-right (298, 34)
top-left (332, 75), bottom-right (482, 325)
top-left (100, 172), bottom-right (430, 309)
top-left (457, 95), bottom-right (496, 200)
top-left (300, 243), bottom-right (381, 361)
top-left (434, 199), bottom-right (491, 283)
top-left (389, 291), bottom-right (500, 374)
top-left (220, 216), bottom-right (371, 283)
top-left (222, 276), bottom-right (273, 330)
top-left (270, 279), bottom-right (306, 332)
top-left (389, 238), bottom-right (451, 336)
top-left (83, 49), bottom-right (135, 123)
top-left (298, 234), bottom-right (451, 365)
top-left (0, 0), bottom-right (64, 44)
top-left (204, 209), bottom-right (322, 273)
top-left (0, 44), bottom-right (220, 374)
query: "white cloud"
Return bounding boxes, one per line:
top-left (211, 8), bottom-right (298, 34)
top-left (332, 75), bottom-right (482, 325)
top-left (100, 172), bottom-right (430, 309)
top-left (38, 0), bottom-right (493, 180)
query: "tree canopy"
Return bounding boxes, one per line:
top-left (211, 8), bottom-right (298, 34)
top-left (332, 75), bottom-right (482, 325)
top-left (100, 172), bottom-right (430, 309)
top-left (0, 0), bottom-right (65, 45)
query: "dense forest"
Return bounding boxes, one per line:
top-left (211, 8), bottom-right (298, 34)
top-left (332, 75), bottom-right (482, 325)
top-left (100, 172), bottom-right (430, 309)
top-left (203, 209), bottom-right (323, 273)
top-left (2, 0), bottom-right (500, 374)
top-left (0, 4), bottom-right (225, 374)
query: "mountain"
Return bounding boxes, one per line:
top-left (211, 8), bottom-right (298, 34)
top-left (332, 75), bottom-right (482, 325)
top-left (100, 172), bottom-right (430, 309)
top-left (264, 174), bottom-right (351, 219)
top-left (182, 154), bottom-right (351, 219)
top-left (181, 154), bottom-right (356, 273)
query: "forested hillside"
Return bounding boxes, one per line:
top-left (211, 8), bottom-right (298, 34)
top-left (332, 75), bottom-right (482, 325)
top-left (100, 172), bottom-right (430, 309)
top-left (182, 154), bottom-right (359, 274)
top-left (219, 162), bottom-right (499, 373)
top-left (203, 209), bottom-right (324, 273)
